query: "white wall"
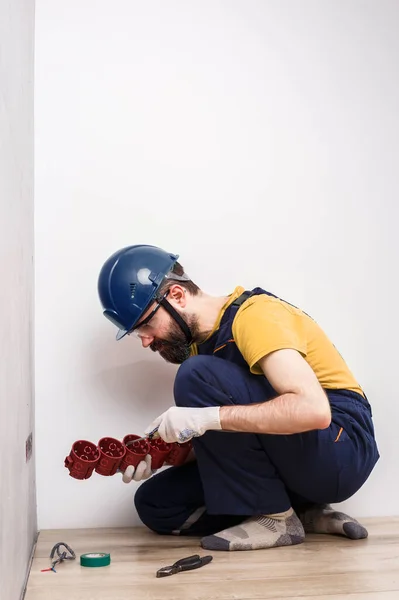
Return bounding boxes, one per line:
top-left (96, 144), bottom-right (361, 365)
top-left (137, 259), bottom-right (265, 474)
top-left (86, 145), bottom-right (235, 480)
top-left (35, 0), bottom-right (399, 529)
top-left (0, 0), bottom-right (36, 598)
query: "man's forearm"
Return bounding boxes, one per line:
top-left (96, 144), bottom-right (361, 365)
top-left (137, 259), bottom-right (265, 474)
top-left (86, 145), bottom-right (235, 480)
top-left (219, 392), bottom-right (331, 435)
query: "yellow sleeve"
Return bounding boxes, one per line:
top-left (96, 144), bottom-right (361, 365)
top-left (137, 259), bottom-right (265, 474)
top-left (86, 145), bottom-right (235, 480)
top-left (232, 296), bottom-right (308, 374)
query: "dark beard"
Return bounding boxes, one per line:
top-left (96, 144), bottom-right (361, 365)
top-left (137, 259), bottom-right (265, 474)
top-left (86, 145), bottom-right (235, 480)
top-left (150, 315), bottom-right (199, 364)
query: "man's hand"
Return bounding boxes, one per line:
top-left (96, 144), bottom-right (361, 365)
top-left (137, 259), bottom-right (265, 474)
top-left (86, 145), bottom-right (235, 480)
top-left (121, 454), bottom-right (154, 483)
top-left (144, 406), bottom-right (221, 443)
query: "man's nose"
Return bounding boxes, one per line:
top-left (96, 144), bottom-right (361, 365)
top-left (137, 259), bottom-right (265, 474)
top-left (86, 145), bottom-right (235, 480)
top-left (141, 335), bottom-right (154, 348)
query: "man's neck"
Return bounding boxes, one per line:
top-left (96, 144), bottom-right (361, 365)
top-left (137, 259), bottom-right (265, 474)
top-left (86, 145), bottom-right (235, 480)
top-left (191, 292), bottom-right (230, 343)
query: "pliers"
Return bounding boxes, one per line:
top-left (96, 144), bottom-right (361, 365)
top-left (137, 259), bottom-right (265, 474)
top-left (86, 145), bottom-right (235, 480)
top-left (156, 554), bottom-right (213, 578)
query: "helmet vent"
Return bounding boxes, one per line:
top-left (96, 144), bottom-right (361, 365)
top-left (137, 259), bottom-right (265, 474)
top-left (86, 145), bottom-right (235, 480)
top-left (130, 283), bottom-right (137, 299)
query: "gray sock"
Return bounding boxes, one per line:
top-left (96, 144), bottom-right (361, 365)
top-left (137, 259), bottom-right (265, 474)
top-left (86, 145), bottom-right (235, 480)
top-left (200, 508), bottom-right (305, 551)
top-left (299, 504), bottom-right (368, 539)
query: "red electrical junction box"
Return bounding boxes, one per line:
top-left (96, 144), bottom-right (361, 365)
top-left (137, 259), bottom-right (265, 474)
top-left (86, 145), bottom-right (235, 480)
top-left (65, 434), bottom-right (192, 480)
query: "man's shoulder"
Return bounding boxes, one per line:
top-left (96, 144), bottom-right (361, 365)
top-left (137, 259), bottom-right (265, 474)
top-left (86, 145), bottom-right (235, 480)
top-left (232, 289), bottom-right (309, 336)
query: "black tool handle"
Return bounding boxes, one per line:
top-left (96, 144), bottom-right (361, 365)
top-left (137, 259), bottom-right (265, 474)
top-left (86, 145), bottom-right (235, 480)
top-left (156, 554), bottom-right (213, 577)
top-left (176, 554), bottom-right (213, 572)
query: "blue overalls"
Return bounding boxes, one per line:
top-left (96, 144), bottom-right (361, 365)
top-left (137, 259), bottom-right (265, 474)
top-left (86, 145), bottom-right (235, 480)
top-left (135, 289), bottom-right (380, 536)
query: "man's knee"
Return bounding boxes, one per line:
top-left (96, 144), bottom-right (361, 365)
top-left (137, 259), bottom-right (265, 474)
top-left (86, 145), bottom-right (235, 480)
top-left (134, 474), bottom-right (191, 536)
top-left (174, 355), bottom-right (216, 408)
top-left (134, 478), bottom-right (163, 534)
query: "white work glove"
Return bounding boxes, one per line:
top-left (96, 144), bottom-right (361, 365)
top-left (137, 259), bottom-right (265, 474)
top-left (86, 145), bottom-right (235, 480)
top-left (144, 406), bottom-right (222, 444)
top-left (121, 454), bottom-right (154, 484)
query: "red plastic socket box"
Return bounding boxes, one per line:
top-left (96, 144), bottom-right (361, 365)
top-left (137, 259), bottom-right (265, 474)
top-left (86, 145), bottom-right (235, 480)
top-left (65, 435), bottom-right (192, 480)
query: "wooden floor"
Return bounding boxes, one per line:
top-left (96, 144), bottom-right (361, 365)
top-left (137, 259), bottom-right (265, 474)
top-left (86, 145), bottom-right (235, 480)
top-left (25, 518), bottom-right (399, 600)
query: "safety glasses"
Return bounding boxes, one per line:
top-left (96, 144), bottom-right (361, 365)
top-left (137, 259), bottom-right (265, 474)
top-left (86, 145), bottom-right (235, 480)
top-left (128, 290), bottom-right (170, 338)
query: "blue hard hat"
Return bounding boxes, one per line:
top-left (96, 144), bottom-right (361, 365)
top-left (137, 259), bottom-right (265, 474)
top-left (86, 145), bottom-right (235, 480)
top-left (98, 244), bottom-right (179, 340)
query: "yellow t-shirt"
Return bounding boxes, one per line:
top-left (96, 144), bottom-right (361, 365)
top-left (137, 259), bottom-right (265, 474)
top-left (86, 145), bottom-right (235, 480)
top-left (192, 286), bottom-right (364, 396)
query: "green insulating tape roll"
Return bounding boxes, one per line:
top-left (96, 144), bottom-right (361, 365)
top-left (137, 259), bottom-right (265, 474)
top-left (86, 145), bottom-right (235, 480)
top-left (80, 552), bottom-right (111, 567)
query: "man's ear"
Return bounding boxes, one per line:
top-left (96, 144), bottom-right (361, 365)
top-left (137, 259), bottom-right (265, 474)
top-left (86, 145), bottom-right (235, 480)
top-left (168, 284), bottom-right (188, 308)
